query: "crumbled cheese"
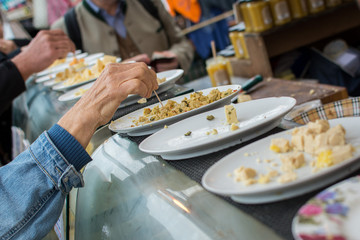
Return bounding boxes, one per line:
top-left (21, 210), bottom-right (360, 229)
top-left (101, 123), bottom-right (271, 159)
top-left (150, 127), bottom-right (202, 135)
top-left (211, 129), bottom-right (218, 135)
top-left (233, 166), bottom-right (257, 183)
top-left (270, 138), bottom-right (291, 153)
top-left (277, 171), bottom-right (297, 183)
top-left (258, 174), bottom-right (270, 184)
top-left (230, 123), bottom-right (239, 131)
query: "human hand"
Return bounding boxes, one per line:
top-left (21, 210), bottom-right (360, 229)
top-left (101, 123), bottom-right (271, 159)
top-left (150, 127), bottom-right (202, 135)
top-left (11, 29), bottom-right (75, 80)
top-left (58, 62), bottom-right (158, 148)
top-left (151, 50), bottom-right (179, 72)
top-left (0, 39), bottom-right (17, 54)
top-left (124, 53), bottom-right (151, 65)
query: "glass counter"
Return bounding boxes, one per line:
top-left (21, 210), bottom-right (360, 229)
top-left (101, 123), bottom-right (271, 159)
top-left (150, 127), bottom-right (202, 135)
top-left (75, 131), bottom-right (282, 240)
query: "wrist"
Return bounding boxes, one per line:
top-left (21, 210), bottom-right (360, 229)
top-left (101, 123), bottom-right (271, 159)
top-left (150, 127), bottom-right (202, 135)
top-left (58, 107), bottom-right (99, 148)
top-left (11, 53), bottom-right (34, 80)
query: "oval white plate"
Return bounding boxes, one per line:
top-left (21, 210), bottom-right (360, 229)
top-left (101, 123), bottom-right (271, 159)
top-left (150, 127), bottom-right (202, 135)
top-left (58, 81), bottom-right (94, 102)
top-left (57, 69), bottom-right (184, 102)
top-left (35, 52), bottom-right (104, 83)
top-left (52, 57), bottom-right (120, 91)
top-left (109, 85), bottom-right (241, 136)
top-left (139, 97), bottom-right (296, 160)
top-left (35, 52), bottom-right (89, 78)
top-left (292, 175), bottom-right (360, 240)
top-left (202, 117), bottom-right (360, 202)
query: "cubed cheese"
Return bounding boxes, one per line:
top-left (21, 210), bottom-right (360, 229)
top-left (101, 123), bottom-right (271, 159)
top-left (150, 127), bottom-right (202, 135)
top-left (237, 94), bottom-right (252, 103)
top-left (280, 152), bottom-right (305, 172)
top-left (270, 138), bottom-right (291, 153)
top-left (224, 105), bottom-right (238, 124)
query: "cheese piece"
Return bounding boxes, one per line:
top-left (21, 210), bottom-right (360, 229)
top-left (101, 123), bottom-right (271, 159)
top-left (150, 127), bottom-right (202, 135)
top-left (230, 123), bottom-right (239, 131)
top-left (224, 105), bottom-right (238, 124)
top-left (316, 144), bottom-right (354, 169)
top-left (237, 94), bottom-right (252, 103)
top-left (270, 138), bottom-right (291, 153)
top-left (233, 167), bottom-right (257, 182)
top-left (291, 127), bottom-right (307, 151)
top-left (280, 152), bottom-right (305, 172)
top-left (307, 119), bottom-right (330, 134)
top-left (277, 171), bottom-right (297, 183)
top-left (326, 124), bottom-right (346, 146)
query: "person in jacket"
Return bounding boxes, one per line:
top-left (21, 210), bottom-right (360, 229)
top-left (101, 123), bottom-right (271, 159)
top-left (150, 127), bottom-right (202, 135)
top-left (0, 29), bottom-right (76, 164)
top-left (0, 59), bottom-right (158, 239)
top-left (51, 0), bottom-right (194, 73)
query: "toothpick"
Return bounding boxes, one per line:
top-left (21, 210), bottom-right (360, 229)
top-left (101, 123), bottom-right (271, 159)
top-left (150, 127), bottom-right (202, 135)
top-left (153, 90), bottom-right (164, 107)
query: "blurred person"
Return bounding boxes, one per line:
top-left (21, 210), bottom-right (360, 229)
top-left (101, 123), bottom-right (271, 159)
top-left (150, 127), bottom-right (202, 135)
top-left (51, 0), bottom-right (194, 73)
top-left (0, 62), bottom-right (158, 240)
top-left (47, 0), bottom-right (82, 25)
top-left (0, 29), bottom-right (75, 164)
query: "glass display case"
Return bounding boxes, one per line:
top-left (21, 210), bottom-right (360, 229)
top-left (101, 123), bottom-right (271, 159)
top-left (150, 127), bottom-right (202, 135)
top-left (75, 130), bottom-right (282, 240)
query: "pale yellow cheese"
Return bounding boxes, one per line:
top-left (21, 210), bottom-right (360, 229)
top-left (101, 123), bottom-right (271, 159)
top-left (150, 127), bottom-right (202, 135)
top-left (280, 152), bottom-right (305, 172)
top-left (277, 171), bottom-right (297, 183)
top-left (224, 105), bottom-right (238, 124)
top-left (233, 166), bottom-right (257, 183)
top-left (270, 138), bottom-right (291, 153)
top-left (230, 123), bottom-right (239, 131)
top-left (315, 144), bottom-right (354, 169)
top-left (237, 94), bottom-right (252, 103)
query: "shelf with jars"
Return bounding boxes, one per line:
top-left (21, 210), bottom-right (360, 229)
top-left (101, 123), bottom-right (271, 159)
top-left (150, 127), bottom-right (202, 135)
top-left (229, 0), bottom-right (360, 78)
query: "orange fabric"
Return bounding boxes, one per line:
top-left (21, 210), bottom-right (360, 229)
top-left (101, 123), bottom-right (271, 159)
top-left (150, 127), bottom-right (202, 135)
top-left (166, 0), bottom-right (201, 23)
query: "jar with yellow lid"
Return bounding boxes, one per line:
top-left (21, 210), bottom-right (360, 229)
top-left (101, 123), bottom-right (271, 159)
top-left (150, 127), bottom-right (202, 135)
top-left (307, 0), bottom-right (325, 14)
top-left (229, 31), bottom-right (249, 59)
top-left (325, 0), bottom-right (342, 7)
top-left (239, 0), bottom-right (274, 32)
top-left (206, 56), bottom-right (232, 87)
top-left (267, 0), bottom-right (292, 25)
top-left (288, 0), bottom-right (308, 19)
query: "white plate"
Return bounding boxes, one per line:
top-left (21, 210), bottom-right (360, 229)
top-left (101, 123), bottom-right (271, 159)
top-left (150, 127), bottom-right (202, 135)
top-left (292, 175), bottom-right (360, 240)
top-left (58, 82), bottom-right (94, 102)
top-left (109, 85), bottom-right (242, 136)
top-left (52, 56), bottom-right (120, 91)
top-left (202, 117), bottom-right (360, 204)
top-left (35, 52), bottom-right (89, 77)
top-left (57, 69), bottom-right (184, 102)
top-left (35, 53), bottom-right (105, 83)
top-left (139, 97), bottom-right (296, 160)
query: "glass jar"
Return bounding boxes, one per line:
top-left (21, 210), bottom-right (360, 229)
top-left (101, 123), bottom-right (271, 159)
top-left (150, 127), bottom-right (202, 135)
top-left (268, 0), bottom-right (292, 25)
top-left (240, 0), bottom-right (274, 32)
top-left (206, 56), bottom-right (232, 87)
top-left (229, 31), bottom-right (249, 59)
top-left (325, 0), bottom-right (342, 7)
top-left (288, 0), bottom-right (308, 19)
top-left (307, 0), bottom-right (325, 14)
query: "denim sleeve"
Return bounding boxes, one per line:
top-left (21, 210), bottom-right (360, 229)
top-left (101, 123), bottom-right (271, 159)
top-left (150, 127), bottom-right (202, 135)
top-left (0, 126), bottom-right (91, 240)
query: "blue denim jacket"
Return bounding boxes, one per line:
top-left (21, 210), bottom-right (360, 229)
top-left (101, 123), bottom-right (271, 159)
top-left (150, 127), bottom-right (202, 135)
top-left (0, 124), bottom-right (91, 240)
